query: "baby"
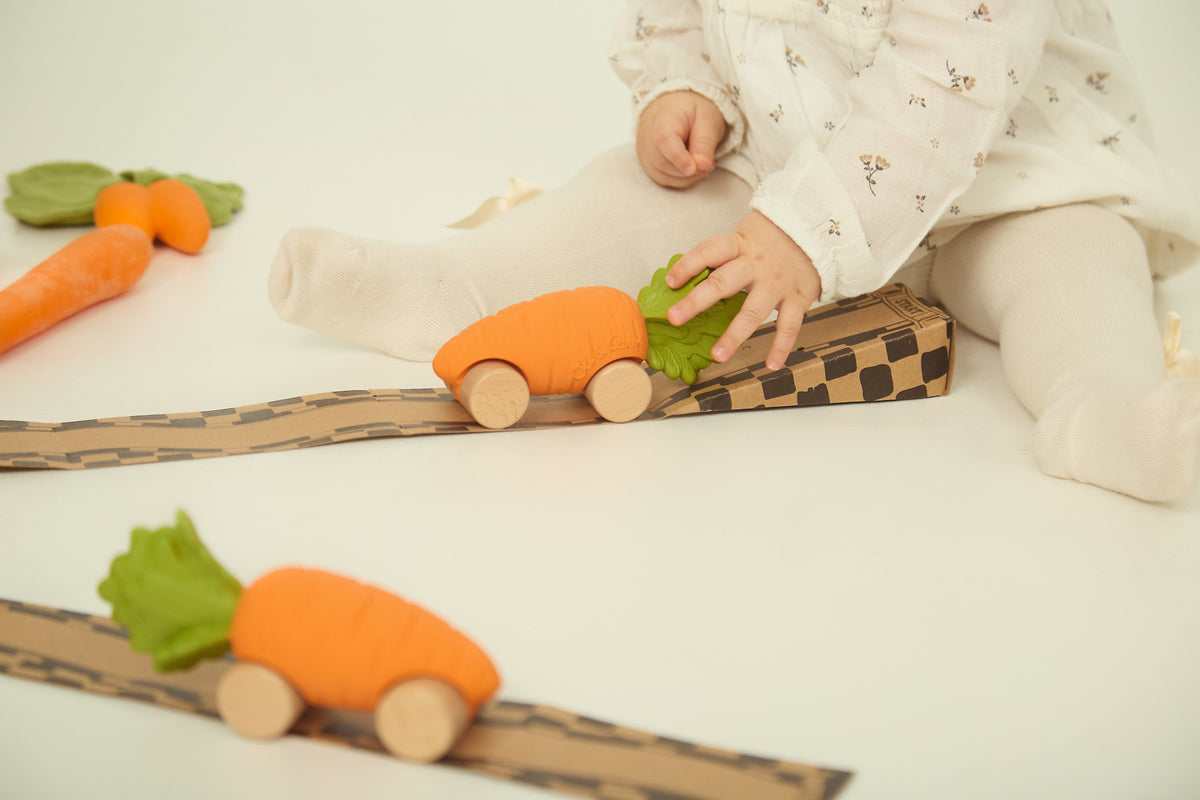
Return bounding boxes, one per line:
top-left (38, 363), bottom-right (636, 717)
top-left (269, 1), bottom-right (1200, 502)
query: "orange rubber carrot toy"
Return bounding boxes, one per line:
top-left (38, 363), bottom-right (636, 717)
top-left (92, 182), bottom-right (155, 239)
top-left (147, 178), bottom-right (211, 254)
top-left (2, 164), bottom-right (235, 358)
top-left (98, 511), bottom-right (500, 763)
top-left (0, 225), bottom-right (153, 356)
top-left (94, 178), bottom-right (211, 253)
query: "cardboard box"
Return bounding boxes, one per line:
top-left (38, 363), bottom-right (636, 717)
top-left (0, 284), bottom-right (953, 470)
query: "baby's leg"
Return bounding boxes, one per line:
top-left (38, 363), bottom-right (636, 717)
top-left (268, 145), bottom-right (752, 360)
top-left (930, 203), bottom-right (1199, 502)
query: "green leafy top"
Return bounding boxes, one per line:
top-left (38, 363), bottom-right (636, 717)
top-left (637, 255), bottom-right (746, 385)
top-left (4, 161), bottom-right (244, 227)
top-left (4, 162), bottom-right (117, 226)
top-left (97, 510), bottom-right (243, 672)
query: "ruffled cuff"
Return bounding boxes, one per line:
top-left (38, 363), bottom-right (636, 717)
top-left (749, 141), bottom-right (879, 303)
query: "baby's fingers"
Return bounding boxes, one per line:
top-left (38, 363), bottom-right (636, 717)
top-left (688, 107), bottom-right (725, 173)
top-left (765, 303), bottom-right (805, 371)
top-left (667, 249), bottom-right (744, 327)
top-left (709, 288), bottom-right (774, 363)
top-left (667, 235), bottom-right (738, 289)
top-left (656, 128), bottom-right (697, 178)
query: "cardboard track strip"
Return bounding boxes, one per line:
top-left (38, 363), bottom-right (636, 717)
top-left (0, 597), bottom-right (853, 800)
top-left (0, 285), bottom-right (953, 470)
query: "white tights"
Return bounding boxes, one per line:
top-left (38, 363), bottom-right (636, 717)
top-left (268, 145), bottom-right (1198, 502)
top-left (269, 146), bottom-right (751, 361)
top-left (930, 204), bottom-right (1199, 502)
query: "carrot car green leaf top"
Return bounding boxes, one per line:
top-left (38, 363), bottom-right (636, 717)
top-left (98, 510), bottom-right (243, 672)
top-left (97, 510), bottom-right (501, 762)
top-left (637, 255), bottom-right (747, 385)
top-left (97, 508), bottom-right (500, 699)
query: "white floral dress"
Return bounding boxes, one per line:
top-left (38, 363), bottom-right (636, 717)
top-left (610, 0), bottom-right (1200, 303)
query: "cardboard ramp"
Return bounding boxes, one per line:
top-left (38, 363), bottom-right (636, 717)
top-left (0, 285), bottom-right (954, 470)
top-left (0, 597), bottom-right (854, 800)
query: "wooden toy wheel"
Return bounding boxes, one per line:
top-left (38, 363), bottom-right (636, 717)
top-left (374, 677), bottom-right (469, 763)
top-left (585, 358), bottom-right (652, 423)
top-left (215, 662), bottom-right (305, 740)
top-left (458, 360), bottom-right (530, 429)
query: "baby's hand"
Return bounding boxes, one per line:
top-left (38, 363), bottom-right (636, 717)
top-left (636, 91), bottom-right (726, 189)
top-left (667, 211), bottom-right (821, 371)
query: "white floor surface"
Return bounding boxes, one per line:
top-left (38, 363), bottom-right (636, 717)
top-left (1, 2), bottom-right (1198, 799)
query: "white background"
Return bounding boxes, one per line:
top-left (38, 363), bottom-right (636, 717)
top-left (1, 2), bottom-right (1198, 799)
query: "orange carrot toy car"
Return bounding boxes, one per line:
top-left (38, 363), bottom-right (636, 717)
top-left (432, 257), bottom-right (746, 429)
top-left (98, 511), bottom-right (499, 763)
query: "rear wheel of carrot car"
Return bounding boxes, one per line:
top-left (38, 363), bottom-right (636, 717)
top-left (585, 358), bottom-right (652, 422)
top-left (374, 677), bottom-right (469, 762)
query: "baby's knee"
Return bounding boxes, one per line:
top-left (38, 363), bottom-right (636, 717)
top-left (938, 203), bottom-right (1152, 297)
top-left (1029, 203), bottom-right (1152, 292)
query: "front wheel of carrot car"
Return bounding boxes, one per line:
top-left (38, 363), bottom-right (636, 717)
top-left (375, 677), bottom-right (469, 762)
top-left (215, 662), bottom-right (306, 740)
top-left (585, 358), bottom-right (652, 422)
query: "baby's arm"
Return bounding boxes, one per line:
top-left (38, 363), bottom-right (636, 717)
top-left (753, 2), bottom-right (1054, 303)
top-left (669, 2), bottom-right (1055, 365)
top-left (610, 1), bottom-right (746, 184)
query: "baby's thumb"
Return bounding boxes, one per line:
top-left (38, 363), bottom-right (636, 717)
top-left (689, 112), bottom-right (725, 171)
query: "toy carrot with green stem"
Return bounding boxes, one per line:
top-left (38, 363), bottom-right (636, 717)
top-left (0, 191), bottom-right (198, 358)
top-left (433, 254), bottom-right (746, 429)
top-left (1, 162), bottom-right (243, 357)
top-left (93, 178), bottom-right (212, 253)
top-left (5, 161), bottom-right (243, 229)
top-left (98, 510), bottom-right (500, 763)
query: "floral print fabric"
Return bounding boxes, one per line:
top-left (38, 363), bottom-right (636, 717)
top-left (610, 0), bottom-right (1199, 302)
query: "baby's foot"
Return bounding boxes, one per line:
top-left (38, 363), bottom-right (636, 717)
top-left (1035, 378), bottom-right (1200, 502)
top-left (268, 228), bottom-right (478, 360)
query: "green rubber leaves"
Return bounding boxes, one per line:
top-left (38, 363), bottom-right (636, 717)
top-left (98, 510), bottom-right (243, 672)
top-left (5, 162), bottom-right (244, 227)
top-left (4, 162), bottom-right (118, 226)
top-left (637, 255), bottom-right (746, 385)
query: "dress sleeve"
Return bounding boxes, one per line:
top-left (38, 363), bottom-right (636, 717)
top-left (609, 1), bottom-right (747, 158)
top-left (751, 1), bottom-right (1054, 302)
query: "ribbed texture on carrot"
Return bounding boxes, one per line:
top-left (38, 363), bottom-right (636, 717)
top-left (228, 568), bottom-right (500, 713)
top-left (433, 286), bottom-right (648, 397)
top-left (0, 225), bottom-right (153, 355)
